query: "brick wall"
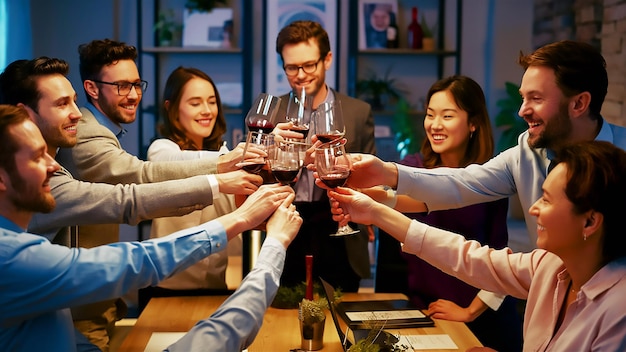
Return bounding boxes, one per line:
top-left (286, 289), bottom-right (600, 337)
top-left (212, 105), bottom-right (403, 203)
top-left (532, 0), bottom-right (626, 126)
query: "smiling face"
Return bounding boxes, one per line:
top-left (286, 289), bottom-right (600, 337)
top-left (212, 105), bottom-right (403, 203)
top-left (424, 90), bottom-right (475, 167)
top-left (91, 59), bottom-right (142, 125)
top-left (0, 119), bottom-right (60, 216)
top-left (529, 163), bottom-right (587, 254)
top-left (29, 74), bottom-right (82, 154)
top-left (281, 38), bottom-right (332, 108)
top-left (519, 66), bottom-right (573, 149)
top-left (175, 77), bottom-right (219, 148)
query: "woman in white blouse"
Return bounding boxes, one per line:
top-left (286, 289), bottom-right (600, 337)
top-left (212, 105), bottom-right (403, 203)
top-left (145, 67), bottom-right (239, 296)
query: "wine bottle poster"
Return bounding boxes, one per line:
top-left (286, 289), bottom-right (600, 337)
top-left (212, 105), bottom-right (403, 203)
top-left (265, 0), bottom-right (337, 96)
top-left (358, 0), bottom-right (398, 50)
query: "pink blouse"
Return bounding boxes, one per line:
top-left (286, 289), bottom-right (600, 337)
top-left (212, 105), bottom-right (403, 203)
top-left (402, 220), bottom-right (626, 351)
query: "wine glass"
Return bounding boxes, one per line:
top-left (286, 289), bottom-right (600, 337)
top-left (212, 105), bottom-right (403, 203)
top-left (315, 141), bottom-right (360, 236)
top-left (237, 131), bottom-right (272, 175)
top-left (285, 87), bottom-right (313, 139)
top-left (313, 100), bottom-right (345, 144)
top-left (245, 93), bottom-right (281, 134)
top-left (268, 140), bottom-right (301, 185)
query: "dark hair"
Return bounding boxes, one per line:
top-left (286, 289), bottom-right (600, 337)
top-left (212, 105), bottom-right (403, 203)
top-left (420, 75), bottom-right (494, 168)
top-left (160, 67), bottom-right (226, 150)
top-left (78, 38), bottom-right (136, 77)
top-left (276, 20), bottom-right (331, 61)
top-left (0, 57), bottom-right (70, 111)
top-left (0, 105), bottom-right (30, 173)
top-left (553, 141), bottom-right (626, 263)
top-left (518, 40), bottom-right (607, 119)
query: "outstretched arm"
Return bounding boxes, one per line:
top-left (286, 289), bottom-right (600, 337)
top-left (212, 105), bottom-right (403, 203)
top-left (166, 193), bottom-right (302, 351)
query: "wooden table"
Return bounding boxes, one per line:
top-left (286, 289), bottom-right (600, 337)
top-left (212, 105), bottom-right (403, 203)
top-left (118, 293), bottom-right (482, 351)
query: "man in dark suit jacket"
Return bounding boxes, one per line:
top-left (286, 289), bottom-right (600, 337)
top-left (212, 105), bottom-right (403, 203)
top-left (274, 20), bottom-right (376, 291)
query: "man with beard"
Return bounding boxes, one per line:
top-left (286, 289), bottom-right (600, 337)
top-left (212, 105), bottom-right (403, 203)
top-left (324, 40), bottom-right (626, 323)
top-left (52, 39), bottom-right (259, 350)
top-left (0, 104), bottom-right (301, 351)
top-left (0, 57), bottom-right (262, 242)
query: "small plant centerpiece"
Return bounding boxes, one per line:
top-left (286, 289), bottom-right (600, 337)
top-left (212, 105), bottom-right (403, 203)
top-left (347, 319), bottom-right (410, 352)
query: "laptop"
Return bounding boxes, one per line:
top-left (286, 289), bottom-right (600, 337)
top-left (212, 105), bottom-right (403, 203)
top-left (320, 278), bottom-right (433, 351)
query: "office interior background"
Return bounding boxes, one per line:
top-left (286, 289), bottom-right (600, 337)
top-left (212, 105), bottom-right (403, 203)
top-left (2, 0), bottom-right (626, 244)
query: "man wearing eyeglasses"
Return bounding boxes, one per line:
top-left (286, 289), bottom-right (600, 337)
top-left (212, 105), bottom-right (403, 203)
top-left (53, 39), bottom-right (262, 351)
top-left (273, 21), bottom-right (376, 293)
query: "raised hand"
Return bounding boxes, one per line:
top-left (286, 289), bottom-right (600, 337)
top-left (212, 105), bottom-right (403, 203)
top-left (347, 153), bottom-right (398, 189)
top-left (216, 170), bottom-right (263, 195)
top-left (217, 143), bottom-right (266, 173)
top-left (266, 193), bottom-right (302, 248)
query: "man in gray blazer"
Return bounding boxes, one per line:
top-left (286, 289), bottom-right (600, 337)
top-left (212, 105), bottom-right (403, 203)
top-left (1, 53), bottom-right (263, 351)
top-left (274, 21), bottom-right (376, 292)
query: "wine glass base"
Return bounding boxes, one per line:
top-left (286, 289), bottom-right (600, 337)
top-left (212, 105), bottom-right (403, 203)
top-left (329, 226), bottom-right (360, 237)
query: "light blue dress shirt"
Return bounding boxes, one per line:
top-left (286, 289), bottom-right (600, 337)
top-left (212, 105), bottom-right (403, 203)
top-left (0, 215), bottom-right (227, 351)
top-left (396, 119), bottom-right (626, 246)
top-left (166, 237), bottom-right (286, 352)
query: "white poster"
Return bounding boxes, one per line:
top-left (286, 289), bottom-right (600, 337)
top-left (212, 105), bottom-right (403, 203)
top-left (265, 0), bottom-right (337, 96)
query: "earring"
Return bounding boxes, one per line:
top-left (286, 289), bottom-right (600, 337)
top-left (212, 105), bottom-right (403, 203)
top-left (470, 131), bottom-right (474, 139)
top-left (583, 232), bottom-right (587, 241)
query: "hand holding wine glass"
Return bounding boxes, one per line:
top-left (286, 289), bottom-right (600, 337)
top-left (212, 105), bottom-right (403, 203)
top-left (315, 141), bottom-right (360, 236)
top-left (237, 131), bottom-right (271, 175)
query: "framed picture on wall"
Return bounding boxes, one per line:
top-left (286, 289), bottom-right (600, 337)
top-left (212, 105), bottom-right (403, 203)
top-left (358, 0), bottom-right (398, 49)
top-left (265, 0), bottom-right (337, 96)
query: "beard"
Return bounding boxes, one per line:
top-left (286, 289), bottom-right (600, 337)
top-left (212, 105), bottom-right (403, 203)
top-left (8, 170), bottom-right (55, 213)
top-left (528, 101), bottom-right (572, 149)
top-left (98, 95), bottom-right (137, 124)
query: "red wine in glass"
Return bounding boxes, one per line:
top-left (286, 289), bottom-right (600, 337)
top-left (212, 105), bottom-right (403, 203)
top-left (247, 117), bottom-right (275, 134)
top-left (316, 132), bottom-right (344, 143)
top-left (238, 161), bottom-right (266, 174)
top-left (320, 171), bottom-right (350, 188)
top-left (288, 124), bottom-right (310, 139)
top-left (271, 167), bottom-right (299, 185)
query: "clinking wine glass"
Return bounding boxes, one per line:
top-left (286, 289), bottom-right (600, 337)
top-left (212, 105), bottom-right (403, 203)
top-left (285, 87), bottom-right (313, 139)
top-left (313, 100), bottom-right (345, 144)
top-left (268, 140), bottom-right (301, 185)
top-left (245, 93), bottom-right (281, 134)
top-left (315, 141), bottom-right (360, 236)
top-left (237, 131), bottom-right (273, 179)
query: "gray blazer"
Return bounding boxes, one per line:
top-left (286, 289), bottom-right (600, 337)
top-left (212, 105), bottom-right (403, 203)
top-left (29, 166), bottom-right (215, 242)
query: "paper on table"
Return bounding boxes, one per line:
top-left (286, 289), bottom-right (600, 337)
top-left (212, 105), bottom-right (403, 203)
top-left (144, 332), bottom-right (250, 352)
top-left (398, 334), bottom-right (458, 350)
top-left (345, 310), bottom-right (426, 321)
top-left (144, 332), bottom-right (185, 352)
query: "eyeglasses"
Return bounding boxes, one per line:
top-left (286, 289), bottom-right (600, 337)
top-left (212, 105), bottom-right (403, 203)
top-left (92, 79), bottom-right (148, 96)
top-left (283, 57), bottom-right (323, 77)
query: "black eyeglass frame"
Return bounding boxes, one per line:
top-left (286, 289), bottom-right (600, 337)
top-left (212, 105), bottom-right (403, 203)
top-left (283, 56), bottom-right (324, 77)
top-left (91, 79), bottom-right (148, 96)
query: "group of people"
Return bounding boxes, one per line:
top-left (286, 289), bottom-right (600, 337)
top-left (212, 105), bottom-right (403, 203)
top-left (0, 17), bottom-right (625, 352)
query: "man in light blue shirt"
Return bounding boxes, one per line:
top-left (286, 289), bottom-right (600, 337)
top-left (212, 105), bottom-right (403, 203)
top-left (0, 104), bottom-right (302, 351)
top-left (331, 40), bottom-right (626, 319)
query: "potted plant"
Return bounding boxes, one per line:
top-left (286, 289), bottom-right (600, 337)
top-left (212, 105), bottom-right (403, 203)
top-left (356, 68), bottom-right (406, 110)
top-left (421, 14), bottom-right (435, 51)
top-left (153, 9), bottom-right (182, 47)
top-left (299, 297), bottom-right (329, 350)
